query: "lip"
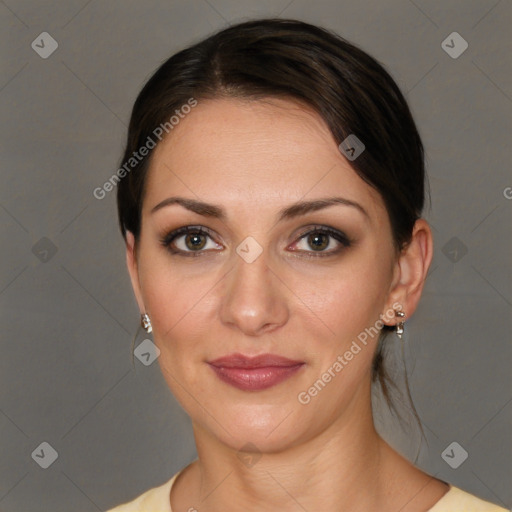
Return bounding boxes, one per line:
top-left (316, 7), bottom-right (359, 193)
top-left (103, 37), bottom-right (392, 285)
top-left (207, 353), bottom-right (305, 391)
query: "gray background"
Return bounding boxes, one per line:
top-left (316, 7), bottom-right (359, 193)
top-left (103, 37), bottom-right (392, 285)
top-left (1, 1), bottom-right (511, 511)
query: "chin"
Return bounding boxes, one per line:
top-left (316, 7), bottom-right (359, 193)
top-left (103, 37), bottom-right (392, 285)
top-left (193, 400), bottom-right (317, 455)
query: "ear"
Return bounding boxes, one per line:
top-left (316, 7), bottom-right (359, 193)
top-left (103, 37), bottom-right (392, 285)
top-left (382, 219), bottom-right (434, 326)
top-left (125, 231), bottom-right (146, 314)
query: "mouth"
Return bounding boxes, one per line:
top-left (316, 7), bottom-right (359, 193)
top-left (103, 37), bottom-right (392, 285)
top-left (207, 353), bottom-right (305, 391)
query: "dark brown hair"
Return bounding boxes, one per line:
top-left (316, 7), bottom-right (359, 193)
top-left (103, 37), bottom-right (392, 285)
top-left (117, 18), bottom-right (429, 436)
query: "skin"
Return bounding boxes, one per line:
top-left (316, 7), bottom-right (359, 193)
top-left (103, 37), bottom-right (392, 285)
top-left (125, 97), bottom-right (448, 511)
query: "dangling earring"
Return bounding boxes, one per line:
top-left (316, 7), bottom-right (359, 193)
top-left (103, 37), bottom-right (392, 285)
top-left (395, 310), bottom-right (405, 339)
top-left (141, 313), bottom-right (152, 333)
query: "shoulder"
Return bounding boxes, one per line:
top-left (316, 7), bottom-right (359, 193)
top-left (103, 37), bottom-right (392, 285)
top-left (104, 471), bottom-right (179, 512)
top-left (428, 485), bottom-right (509, 512)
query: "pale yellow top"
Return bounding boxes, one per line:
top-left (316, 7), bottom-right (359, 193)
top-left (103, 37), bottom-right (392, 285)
top-left (105, 466), bottom-right (509, 512)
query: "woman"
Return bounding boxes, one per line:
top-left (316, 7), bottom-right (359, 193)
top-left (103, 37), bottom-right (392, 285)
top-left (106, 18), bottom-right (507, 512)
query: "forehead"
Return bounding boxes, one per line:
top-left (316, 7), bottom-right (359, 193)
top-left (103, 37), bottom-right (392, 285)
top-left (143, 97), bottom-right (386, 221)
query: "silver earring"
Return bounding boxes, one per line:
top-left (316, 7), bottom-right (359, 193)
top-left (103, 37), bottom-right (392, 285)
top-left (395, 310), bottom-right (405, 339)
top-left (141, 313), bottom-right (152, 333)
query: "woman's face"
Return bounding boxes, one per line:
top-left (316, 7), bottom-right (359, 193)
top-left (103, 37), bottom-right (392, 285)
top-left (127, 97), bottom-right (404, 453)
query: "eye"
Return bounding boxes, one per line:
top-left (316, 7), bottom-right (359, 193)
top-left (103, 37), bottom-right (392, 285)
top-left (289, 225), bottom-right (351, 257)
top-left (160, 226), bottom-right (221, 257)
top-left (160, 224), bottom-right (352, 258)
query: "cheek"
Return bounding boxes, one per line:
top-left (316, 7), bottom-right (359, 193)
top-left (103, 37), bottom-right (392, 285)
top-left (293, 252), bottom-right (392, 342)
top-left (292, 253), bottom-right (393, 405)
top-left (137, 255), bottom-right (220, 370)
top-left (290, 257), bottom-right (392, 408)
top-left (138, 263), bottom-right (218, 412)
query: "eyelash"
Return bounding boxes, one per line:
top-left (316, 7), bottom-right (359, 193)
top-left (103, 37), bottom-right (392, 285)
top-left (159, 225), bottom-right (352, 258)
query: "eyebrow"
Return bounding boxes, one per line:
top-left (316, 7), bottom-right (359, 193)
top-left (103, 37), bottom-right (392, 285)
top-left (150, 196), bottom-right (369, 222)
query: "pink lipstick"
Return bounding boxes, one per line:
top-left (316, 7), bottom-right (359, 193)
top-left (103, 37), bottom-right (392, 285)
top-left (207, 353), bottom-right (304, 391)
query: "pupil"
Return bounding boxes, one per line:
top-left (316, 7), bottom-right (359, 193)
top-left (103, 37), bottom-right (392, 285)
top-left (309, 233), bottom-right (327, 251)
top-left (187, 233), bottom-right (205, 250)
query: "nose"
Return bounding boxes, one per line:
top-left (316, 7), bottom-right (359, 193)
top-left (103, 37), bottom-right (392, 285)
top-left (219, 244), bottom-right (289, 337)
